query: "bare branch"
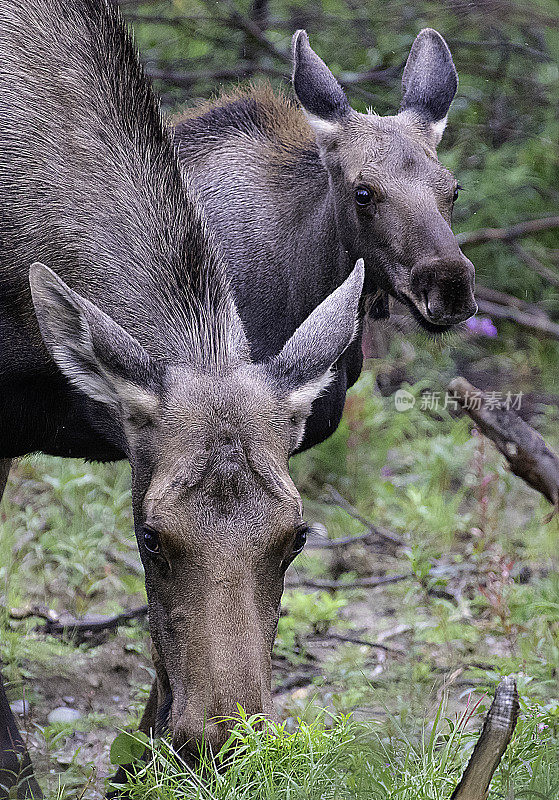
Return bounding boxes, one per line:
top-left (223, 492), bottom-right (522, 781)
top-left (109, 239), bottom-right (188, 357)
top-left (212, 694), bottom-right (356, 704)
top-left (474, 284), bottom-right (549, 317)
top-left (286, 573), bottom-right (411, 590)
top-left (456, 216), bottom-right (559, 247)
top-left (325, 487), bottom-right (404, 548)
top-left (33, 606), bottom-right (148, 643)
top-left (510, 241), bottom-right (559, 290)
top-left (449, 377), bottom-right (559, 515)
top-left (451, 675), bottom-right (519, 800)
top-left (310, 632), bottom-right (404, 654)
top-left (475, 298), bottom-right (559, 339)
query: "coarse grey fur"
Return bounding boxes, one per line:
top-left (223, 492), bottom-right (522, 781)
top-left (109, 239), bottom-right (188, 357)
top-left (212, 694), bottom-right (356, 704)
top-left (174, 27), bottom-right (477, 451)
top-left (0, 0), bottom-right (364, 791)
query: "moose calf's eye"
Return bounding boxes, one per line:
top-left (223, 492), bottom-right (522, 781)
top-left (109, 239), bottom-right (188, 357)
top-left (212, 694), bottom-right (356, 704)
top-left (143, 527), bottom-right (160, 555)
top-left (355, 186), bottom-right (373, 207)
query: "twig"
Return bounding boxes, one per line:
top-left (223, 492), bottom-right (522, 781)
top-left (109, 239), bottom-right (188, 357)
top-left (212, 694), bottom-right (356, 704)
top-left (475, 298), bottom-right (559, 338)
top-left (197, 0), bottom-right (290, 64)
top-left (474, 284), bottom-right (549, 317)
top-left (325, 487), bottom-right (404, 548)
top-left (37, 606), bottom-right (148, 642)
top-left (307, 529), bottom-right (379, 549)
top-left (286, 574), bottom-right (411, 590)
top-left (273, 669), bottom-right (320, 694)
top-left (510, 241), bottom-right (559, 290)
top-left (451, 676), bottom-right (519, 800)
top-left (449, 377), bottom-right (559, 516)
top-left (456, 216), bottom-right (559, 247)
top-left (310, 632), bottom-right (404, 654)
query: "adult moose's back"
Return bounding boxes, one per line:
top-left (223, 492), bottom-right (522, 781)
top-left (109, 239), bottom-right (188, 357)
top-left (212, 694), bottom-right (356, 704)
top-left (174, 28), bottom-right (477, 450)
top-left (0, 1), bottom-right (364, 794)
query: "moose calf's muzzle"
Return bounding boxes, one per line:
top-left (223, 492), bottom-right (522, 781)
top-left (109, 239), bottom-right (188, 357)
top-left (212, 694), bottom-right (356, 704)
top-left (410, 255), bottom-right (477, 326)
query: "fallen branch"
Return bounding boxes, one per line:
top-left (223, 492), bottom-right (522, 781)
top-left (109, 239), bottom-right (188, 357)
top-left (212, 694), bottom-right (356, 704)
top-left (36, 606), bottom-right (148, 643)
top-left (310, 632), bottom-right (404, 654)
top-left (510, 241), bottom-right (559, 290)
top-left (475, 298), bottom-right (559, 338)
top-left (307, 529), bottom-right (379, 549)
top-left (456, 216), bottom-right (559, 247)
top-left (325, 487), bottom-right (404, 548)
top-left (451, 675), bottom-right (519, 800)
top-left (449, 377), bottom-right (559, 516)
top-left (474, 284), bottom-right (549, 317)
top-left (286, 573), bottom-right (411, 590)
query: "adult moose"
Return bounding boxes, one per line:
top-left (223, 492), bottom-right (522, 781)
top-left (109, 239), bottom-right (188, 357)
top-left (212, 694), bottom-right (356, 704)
top-left (174, 27), bottom-right (477, 450)
top-left (0, 1), bottom-right (364, 794)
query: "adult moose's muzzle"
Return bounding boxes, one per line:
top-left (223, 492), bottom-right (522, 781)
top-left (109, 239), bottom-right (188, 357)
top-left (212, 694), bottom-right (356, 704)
top-left (409, 253), bottom-right (477, 328)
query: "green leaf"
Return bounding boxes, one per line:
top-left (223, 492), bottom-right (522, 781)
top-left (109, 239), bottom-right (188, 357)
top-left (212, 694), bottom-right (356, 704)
top-left (109, 730), bottom-right (149, 765)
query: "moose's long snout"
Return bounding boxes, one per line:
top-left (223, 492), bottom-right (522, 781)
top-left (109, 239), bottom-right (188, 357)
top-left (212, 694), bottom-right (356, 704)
top-left (171, 653), bottom-right (272, 758)
top-left (160, 571), bottom-right (277, 760)
top-left (410, 254), bottom-right (477, 326)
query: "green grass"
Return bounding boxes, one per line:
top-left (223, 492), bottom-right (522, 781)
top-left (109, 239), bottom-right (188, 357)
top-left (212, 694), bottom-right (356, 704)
top-left (1, 339), bottom-right (558, 798)
top-left (109, 694), bottom-right (559, 800)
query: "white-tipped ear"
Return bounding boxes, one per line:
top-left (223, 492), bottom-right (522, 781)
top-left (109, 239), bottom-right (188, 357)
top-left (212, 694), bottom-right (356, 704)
top-left (430, 115), bottom-right (448, 145)
top-left (292, 29), bottom-right (351, 124)
top-left (266, 259), bottom-right (365, 451)
top-left (304, 112), bottom-right (342, 139)
top-left (29, 263), bottom-right (158, 423)
top-left (399, 28), bottom-right (457, 146)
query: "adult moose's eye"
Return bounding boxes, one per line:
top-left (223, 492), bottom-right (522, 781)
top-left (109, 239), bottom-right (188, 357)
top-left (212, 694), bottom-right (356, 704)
top-left (355, 186), bottom-right (374, 207)
top-left (292, 523), bottom-right (309, 556)
top-left (143, 526), bottom-right (160, 555)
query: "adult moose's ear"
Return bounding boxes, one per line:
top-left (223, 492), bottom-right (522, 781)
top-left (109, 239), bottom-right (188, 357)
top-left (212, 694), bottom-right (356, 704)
top-left (399, 28), bottom-right (458, 145)
top-left (29, 263), bottom-right (159, 426)
top-left (267, 260), bottom-right (364, 451)
top-left (292, 29), bottom-right (351, 136)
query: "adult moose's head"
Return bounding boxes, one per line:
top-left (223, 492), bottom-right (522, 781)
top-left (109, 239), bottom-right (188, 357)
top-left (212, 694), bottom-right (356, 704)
top-left (292, 28), bottom-right (477, 332)
top-left (0, 0), bottom-right (364, 765)
top-left (29, 254), bottom-right (364, 757)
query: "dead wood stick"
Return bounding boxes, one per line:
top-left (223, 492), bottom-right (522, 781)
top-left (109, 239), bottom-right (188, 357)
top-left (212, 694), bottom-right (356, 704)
top-left (451, 675), bottom-right (519, 800)
top-left (36, 605), bottom-right (148, 641)
top-left (307, 529), bottom-right (380, 548)
top-left (286, 573), bottom-right (411, 590)
top-left (325, 487), bottom-right (404, 547)
top-left (510, 241), bottom-right (559, 290)
top-left (474, 298), bottom-right (559, 338)
top-left (309, 632), bottom-right (404, 654)
top-left (449, 377), bottom-right (559, 515)
top-left (474, 284), bottom-right (549, 317)
top-left (456, 216), bottom-right (559, 247)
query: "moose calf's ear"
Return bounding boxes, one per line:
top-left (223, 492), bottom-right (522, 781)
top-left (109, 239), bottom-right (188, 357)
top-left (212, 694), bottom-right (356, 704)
top-left (292, 29), bottom-right (351, 134)
top-left (399, 28), bottom-right (457, 145)
top-left (268, 259), bottom-right (364, 449)
top-left (29, 263), bottom-right (159, 426)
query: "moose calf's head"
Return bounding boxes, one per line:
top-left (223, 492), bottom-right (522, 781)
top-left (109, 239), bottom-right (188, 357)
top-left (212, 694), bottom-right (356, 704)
top-left (293, 28), bottom-right (477, 332)
top-left (29, 259), bottom-right (364, 757)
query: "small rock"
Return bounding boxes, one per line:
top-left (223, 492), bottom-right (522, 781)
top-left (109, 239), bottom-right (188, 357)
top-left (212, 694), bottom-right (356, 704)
top-left (47, 706), bottom-right (81, 725)
top-left (62, 696), bottom-right (75, 705)
top-left (86, 674), bottom-right (101, 688)
top-left (10, 699), bottom-right (30, 716)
